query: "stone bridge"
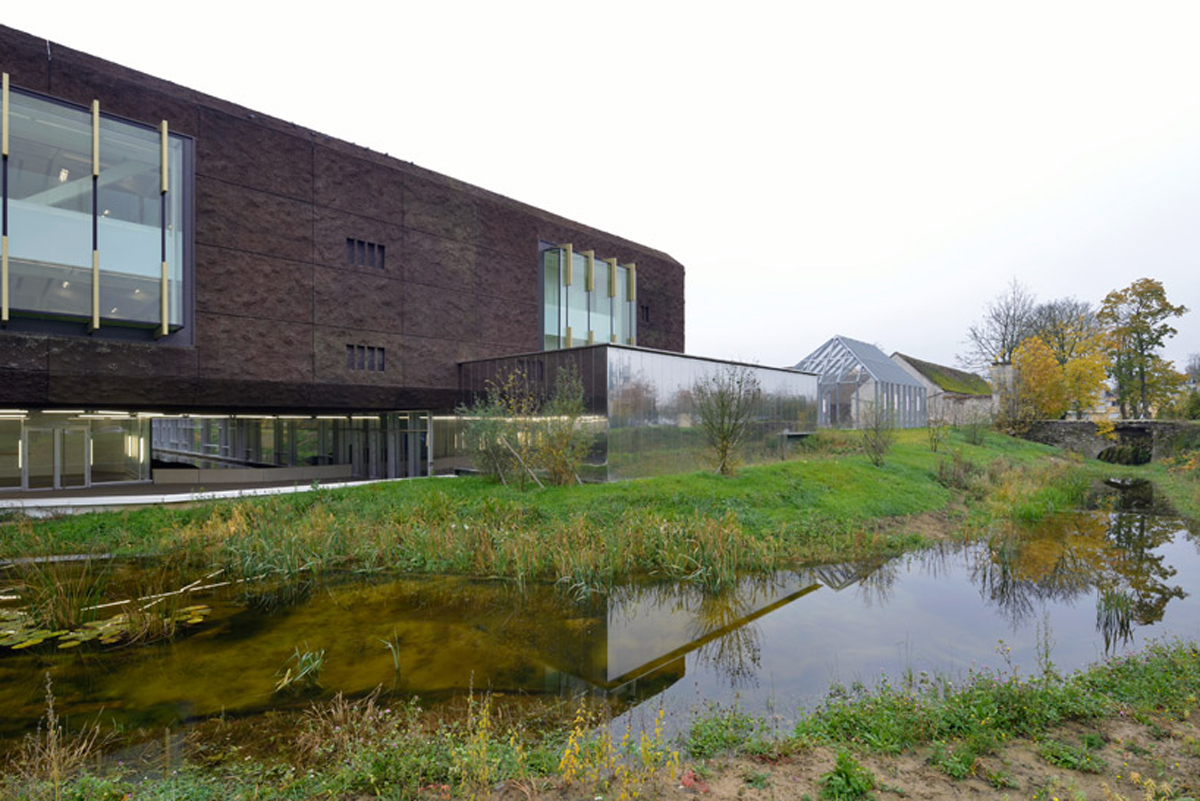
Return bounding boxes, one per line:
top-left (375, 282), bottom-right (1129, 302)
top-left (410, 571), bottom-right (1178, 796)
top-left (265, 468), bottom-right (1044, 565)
top-left (1023, 420), bottom-right (1198, 461)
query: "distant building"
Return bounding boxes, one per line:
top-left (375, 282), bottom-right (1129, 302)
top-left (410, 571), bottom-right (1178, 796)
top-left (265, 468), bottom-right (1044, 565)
top-left (891, 353), bottom-right (993, 425)
top-left (794, 336), bottom-right (926, 429)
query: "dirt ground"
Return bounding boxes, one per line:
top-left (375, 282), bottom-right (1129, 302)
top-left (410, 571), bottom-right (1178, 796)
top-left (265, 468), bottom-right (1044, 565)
top-left (489, 714), bottom-right (1199, 800)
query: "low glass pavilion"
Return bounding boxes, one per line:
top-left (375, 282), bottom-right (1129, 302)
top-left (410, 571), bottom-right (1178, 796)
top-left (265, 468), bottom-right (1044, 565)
top-left (456, 345), bottom-right (819, 481)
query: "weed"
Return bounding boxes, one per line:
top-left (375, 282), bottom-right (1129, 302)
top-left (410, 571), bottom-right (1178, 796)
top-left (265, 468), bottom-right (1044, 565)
top-left (928, 741), bottom-right (977, 779)
top-left (742, 768), bottom-right (770, 789)
top-left (1032, 775), bottom-right (1086, 801)
top-left (1038, 738), bottom-right (1107, 773)
top-left (819, 749), bottom-right (876, 800)
top-left (3, 673), bottom-right (107, 799)
top-left (935, 450), bottom-right (984, 496)
top-left (685, 705), bottom-right (758, 759)
top-left (984, 767), bottom-right (1018, 789)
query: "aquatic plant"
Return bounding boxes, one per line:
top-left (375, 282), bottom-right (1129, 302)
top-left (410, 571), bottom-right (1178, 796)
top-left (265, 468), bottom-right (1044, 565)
top-left (13, 555), bottom-right (109, 632)
top-left (275, 645), bottom-right (326, 694)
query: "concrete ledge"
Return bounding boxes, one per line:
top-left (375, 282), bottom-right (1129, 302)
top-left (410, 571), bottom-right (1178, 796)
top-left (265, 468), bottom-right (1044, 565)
top-left (0, 473), bottom-right (454, 517)
top-left (153, 464), bottom-right (353, 486)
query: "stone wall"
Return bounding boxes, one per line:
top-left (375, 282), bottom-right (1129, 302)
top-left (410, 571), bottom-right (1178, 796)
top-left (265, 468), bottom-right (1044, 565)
top-left (1023, 420), bottom-right (1199, 461)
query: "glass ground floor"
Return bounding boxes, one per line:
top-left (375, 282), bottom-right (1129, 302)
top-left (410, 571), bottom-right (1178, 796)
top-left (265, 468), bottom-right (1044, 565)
top-left (0, 410), bottom-right (432, 492)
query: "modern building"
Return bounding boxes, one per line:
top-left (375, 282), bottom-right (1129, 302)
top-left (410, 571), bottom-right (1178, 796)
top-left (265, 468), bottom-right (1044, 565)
top-left (794, 335), bottom-right (926, 429)
top-left (0, 25), bottom-right (686, 491)
top-left (891, 352), bottom-right (993, 425)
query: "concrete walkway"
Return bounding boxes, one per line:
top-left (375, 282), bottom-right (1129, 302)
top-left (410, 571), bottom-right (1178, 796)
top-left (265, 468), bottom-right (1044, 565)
top-left (0, 476), bottom-right (442, 517)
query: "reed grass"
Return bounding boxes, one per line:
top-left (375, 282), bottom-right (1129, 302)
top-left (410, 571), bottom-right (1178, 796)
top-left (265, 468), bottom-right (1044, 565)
top-left (1, 430), bottom-right (1142, 591)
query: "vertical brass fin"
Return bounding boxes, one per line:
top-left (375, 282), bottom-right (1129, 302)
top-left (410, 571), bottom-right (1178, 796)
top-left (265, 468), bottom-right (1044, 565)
top-left (2, 73), bottom-right (9, 157)
top-left (1, 236), bottom-right (8, 325)
top-left (565, 325), bottom-right (573, 348)
top-left (158, 260), bottom-right (169, 338)
top-left (605, 257), bottom-right (617, 298)
top-left (90, 251), bottom-right (100, 331)
top-left (610, 333), bottom-right (617, 343)
top-left (91, 101), bottom-right (100, 176)
top-left (587, 330), bottom-right (594, 345)
top-left (583, 250), bottom-right (595, 292)
top-left (627, 262), bottom-right (637, 302)
top-left (562, 244), bottom-right (573, 286)
top-left (160, 121), bottom-right (169, 194)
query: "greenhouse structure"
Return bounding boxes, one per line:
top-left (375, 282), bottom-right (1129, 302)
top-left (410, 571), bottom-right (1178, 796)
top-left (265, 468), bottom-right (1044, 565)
top-left (794, 336), bottom-right (927, 429)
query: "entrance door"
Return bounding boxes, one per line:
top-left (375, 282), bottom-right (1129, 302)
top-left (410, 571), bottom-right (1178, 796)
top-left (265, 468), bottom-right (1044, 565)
top-left (60, 427), bottom-right (89, 488)
top-left (25, 428), bottom-right (55, 490)
top-left (23, 427), bottom-right (90, 490)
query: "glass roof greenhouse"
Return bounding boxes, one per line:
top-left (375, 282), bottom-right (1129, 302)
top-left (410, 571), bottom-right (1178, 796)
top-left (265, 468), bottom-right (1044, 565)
top-left (794, 335), bottom-right (927, 429)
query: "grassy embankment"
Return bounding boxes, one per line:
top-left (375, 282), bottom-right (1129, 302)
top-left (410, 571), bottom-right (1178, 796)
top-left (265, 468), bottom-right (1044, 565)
top-left (5, 638), bottom-right (1197, 799)
top-left (0, 428), bottom-right (1131, 591)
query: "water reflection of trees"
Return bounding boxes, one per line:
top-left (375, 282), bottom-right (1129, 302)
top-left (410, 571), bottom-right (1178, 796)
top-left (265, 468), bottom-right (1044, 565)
top-left (973, 512), bottom-right (1186, 651)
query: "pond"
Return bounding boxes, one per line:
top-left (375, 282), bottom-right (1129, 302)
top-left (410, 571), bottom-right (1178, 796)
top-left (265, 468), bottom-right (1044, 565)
top-left (1, 504), bottom-right (1197, 749)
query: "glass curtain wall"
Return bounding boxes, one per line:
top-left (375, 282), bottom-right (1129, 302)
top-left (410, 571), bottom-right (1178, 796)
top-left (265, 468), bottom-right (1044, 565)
top-left (0, 411), bottom-right (149, 490)
top-left (541, 244), bottom-right (635, 349)
top-left (457, 345), bottom-right (819, 481)
top-left (3, 86), bottom-right (187, 331)
top-left (151, 413), bottom-right (431, 480)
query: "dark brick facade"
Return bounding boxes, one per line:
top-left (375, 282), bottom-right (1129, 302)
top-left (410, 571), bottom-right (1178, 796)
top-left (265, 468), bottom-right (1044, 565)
top-left (0, 25), bottom-right (685, 414)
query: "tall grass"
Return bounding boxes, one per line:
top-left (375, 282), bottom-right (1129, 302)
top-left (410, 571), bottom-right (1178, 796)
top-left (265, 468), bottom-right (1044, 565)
top-left (3, 430), bottom-right (1115, 590)
top-left (11, 556), bottom-right (109, 631)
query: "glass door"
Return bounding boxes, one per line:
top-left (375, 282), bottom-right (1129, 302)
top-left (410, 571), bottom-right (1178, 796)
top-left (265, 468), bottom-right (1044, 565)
top-left (25, 428), bottom-right (55, 489)
top-left (60, 427), bottom-right (89, 488)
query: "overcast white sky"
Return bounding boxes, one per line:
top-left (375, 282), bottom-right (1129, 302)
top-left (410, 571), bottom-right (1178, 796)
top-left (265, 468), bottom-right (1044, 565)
top-left (6, 2), bottom-right (1198, 372)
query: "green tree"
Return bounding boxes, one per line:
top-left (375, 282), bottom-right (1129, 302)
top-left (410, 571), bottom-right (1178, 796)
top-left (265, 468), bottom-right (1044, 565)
top-left (1098, 278), bottom-right (1189, 418)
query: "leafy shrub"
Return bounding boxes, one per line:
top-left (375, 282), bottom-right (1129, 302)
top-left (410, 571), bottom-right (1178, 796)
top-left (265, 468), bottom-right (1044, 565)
top-left (820, 750), bottom-right (875, 800)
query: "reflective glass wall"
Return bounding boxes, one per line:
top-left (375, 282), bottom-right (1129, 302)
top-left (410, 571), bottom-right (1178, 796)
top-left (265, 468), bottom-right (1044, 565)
top-left (541, 244), bottom-right (636, 349)
top-left (2, 83), bottom-right (188, 332)
top-left (458, 346), bottom-right (819, 481)
top-left (607, 348), bottom-right (818, 480)
top-left (152, 413), bottom-right (431, 480)
top-left (0, 410), bottom-right (149, 491)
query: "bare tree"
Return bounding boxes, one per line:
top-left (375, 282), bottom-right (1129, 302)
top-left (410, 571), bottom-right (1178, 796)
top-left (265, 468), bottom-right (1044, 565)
top-left (693, 365), bottom-right (762, 477)
top-left (1187, 353), bottom-right (1200, 381)
top-left (960, 278), bottom-right (1037, 369)
top-left (860, 397), bottom-right (895, 467)
top-left (1027, 297), bottom-right (1100, 364)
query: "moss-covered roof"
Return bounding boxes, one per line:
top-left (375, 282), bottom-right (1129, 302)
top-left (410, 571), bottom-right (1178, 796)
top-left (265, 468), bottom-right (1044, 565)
top-left (894, 354), bottom-right (992, 396)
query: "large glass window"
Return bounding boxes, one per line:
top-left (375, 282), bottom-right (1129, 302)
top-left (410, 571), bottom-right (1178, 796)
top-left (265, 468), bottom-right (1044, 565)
top-left (540, 244), bottom-right (635, 349)
top-left (6, 92), bottom-right (94, 320)
top-left (3, 87), bottom-right (188, 331)
top-left (542, 248), bottom-right (561, 349)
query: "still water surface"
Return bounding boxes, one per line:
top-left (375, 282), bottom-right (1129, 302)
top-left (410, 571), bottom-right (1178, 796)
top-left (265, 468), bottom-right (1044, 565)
top-left (1, 508), bottom-right (1197, 745)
